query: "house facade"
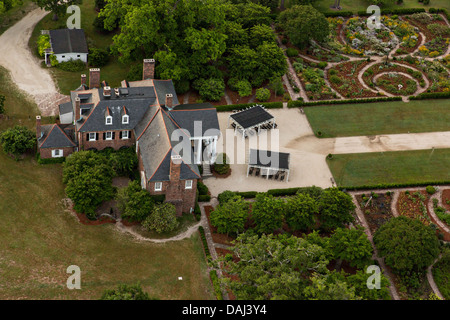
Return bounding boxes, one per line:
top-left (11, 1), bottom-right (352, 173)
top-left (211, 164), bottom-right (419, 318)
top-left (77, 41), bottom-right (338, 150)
top-left (45, 29), bottom-right (88, 64)
top-left (37, 59), bottom-right (220, 215)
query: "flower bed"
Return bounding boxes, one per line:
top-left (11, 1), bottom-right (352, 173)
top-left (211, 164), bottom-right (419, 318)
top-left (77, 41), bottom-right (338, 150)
top-left (362, 62), bottom-right (426, 89)
top-left (442, 189), bottom-right (450, 211)
top-left (328, 60), bottom-right (378, 98)
top-left (396, 190), bottom-right (431, 226)
top-left (292, 57), bottom-right (338, 101)
top-left (375, 73), bottom-right (418, 96)
top-left (356, 192), bottom-right (394, 234)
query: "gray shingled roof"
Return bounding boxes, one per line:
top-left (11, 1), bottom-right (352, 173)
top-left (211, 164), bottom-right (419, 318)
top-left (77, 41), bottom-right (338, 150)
top-left (168, 108), bottom-right (220, 138)
top-left (49, 29), bottom-right (88, 54)
top-left (39, 124), bottom-right (76, 148)
top-left (153, 80), bottom-right (179, 106)
top-left (59, 102), bottom-right (73, 115)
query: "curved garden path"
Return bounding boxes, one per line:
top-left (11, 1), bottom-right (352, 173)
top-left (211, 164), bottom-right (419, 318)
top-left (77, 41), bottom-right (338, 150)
top-left (0, 8), bottom-right (68, 116)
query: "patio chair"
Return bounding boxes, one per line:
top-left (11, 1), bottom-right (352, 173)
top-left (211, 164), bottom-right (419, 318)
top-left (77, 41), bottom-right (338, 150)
top-left (255, 168), bottom-right (260, 176)
top-left (280, 173), bottom-right (285, 181)
top-left (275, 172), bottom-right (280, 180)
top-left (248, 167), bottom-right (254, 176)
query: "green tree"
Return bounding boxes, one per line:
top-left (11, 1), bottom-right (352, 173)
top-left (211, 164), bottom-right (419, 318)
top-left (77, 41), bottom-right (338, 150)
top-left (318, 187), bottom-right (355, 231)
top-left (210, 195), bottom-right (249, 235)
top-left (249, 24), bottom-right (276, 48)
top-left (142, 202), bottom-right (179, 233)
top-left (33, 0), bottom-right (77, 20)
top-left (0, 125), bottom-right (36, 159)
top-left (107, 147), bottom-right (138, 177)
top-left (236, 79), bottom-right (252, 97)
top-left (194, 77), bottom-right (225, 101)
top-left (328, 227), bottom-right (373, 268)
top-left (0, 94), bottom-right (5, 114)
top-left (373, 216), bottom-right (440, 273)
top-left (117, 180), bottom-right (154, 222)
top-left (100, 283), bottom-right (154, 300)
top-left (346, 269), bottom-right (391, 300)
top-left (65, 166), bottom-right (115, 218)
top-left (284, 192), bottom-right (318, 231)
top-left (213, 153), bottom-right (230, 175)
top-left (255, 88), bottom-right (271, 102)
top-left (278, 5), bottom-right (329, 48)
top-left (223, 233), bottom-right (328, 299)
top-left (251, 193), bottom-right (285, 234)
top-left (304, 271), bottom-right (362, 300)
top-left (62, 151), bottom-right (113, 184)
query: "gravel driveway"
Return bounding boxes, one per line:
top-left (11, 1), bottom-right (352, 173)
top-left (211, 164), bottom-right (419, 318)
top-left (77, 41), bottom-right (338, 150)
top-left (0, 8), bottom-right (69, 116)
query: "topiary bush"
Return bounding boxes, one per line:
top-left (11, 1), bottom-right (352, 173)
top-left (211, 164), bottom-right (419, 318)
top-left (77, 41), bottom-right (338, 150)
top-left (255, 88), bottom-right (271, 102)
top-left (213, 153), bottom-right (230, 175)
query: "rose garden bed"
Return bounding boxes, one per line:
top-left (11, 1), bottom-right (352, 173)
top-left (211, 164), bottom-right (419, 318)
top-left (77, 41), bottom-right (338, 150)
top-left (374, 73), bottom-right (418, 96)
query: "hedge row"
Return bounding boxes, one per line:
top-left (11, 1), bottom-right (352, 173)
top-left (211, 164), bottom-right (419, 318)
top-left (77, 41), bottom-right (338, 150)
top-left (218, 187), bottom-right (322, 199)
top-left (198, 194), bottom-right (211, 202)
top-left (339, 181), bottom-right (450, 192)
top-left (215, 102), bottom-right (283, 112)
top-left (287, 96), bottom-right (402, 108)
top-left (209, 270), bottom-right (223, 300)
top-left (198, 226), bottom-right (211, 261)
top-left (409, 91), bottom-right (450, 100)
top-left (357, 7), bottom-right (426, 16)
top-left (36, 153), bottom-right (66, 164)
top-left (323, 11), bottom-right (354, 17)
top-left (428, 8), bottom-right (450, 19)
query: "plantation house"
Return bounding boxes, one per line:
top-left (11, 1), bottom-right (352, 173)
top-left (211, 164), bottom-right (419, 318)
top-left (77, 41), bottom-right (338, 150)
top-left (36, 59), bottom-right (221, 215)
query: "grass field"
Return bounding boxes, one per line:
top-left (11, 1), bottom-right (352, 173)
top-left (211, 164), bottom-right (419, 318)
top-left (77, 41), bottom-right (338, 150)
top-left (327, 148), bottom-right (450, 187)
top-left (304, 100), bottom-right (450, 138)
top-left (28, 0), bottom-right (132, 95)
top-left (0, 65), bottom-right (213, 300)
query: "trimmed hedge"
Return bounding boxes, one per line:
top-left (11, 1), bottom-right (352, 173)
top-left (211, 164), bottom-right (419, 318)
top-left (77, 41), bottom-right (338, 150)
top-left (198, 226), bottom-right (212, 261)
top-left (323, 11), bottom-right (354, 17)
top-left (357, 8), bottom-right (426, 16)
top-left (235, 191), bottom-right (258, 199)
top-left (215, 102), bottom-right (283, 112)
top-left (36, 153), bottom-right (66, 164)
top-left (287, 96), bottom-right (402, 108)
top-left (198, 194), bottom-right (211, 202)
top-left (428, 8), bottom-right (450, 19)
top-left (338, 181), bottom-right (450, 191)
top-left (409, 92), bottom-right (450, 100)
top-left (209, 270), bottom-right (223, 300)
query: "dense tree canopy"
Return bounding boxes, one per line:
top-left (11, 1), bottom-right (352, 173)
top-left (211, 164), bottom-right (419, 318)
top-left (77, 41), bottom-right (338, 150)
top-left (117, 180), bottom-right (154, 222)
top-left (210, 195), bottom-right (249, 235)
top-left (373, 216), bottom-right (440, 273)
top-left (0, 125), bottom-right (35, 158)
top-left (251, 193), bottom-right (285, 234)
top-left (318, 187), bottom-right (356, 231)
top-left (329, 227), bottom-right (373, 268)
top-left (278, 5), bottom-right (329, 48)
top-left (100, 283), bottom-right (153, 300)
top-left (142, 202), bottom-right (179, 233)
top-left (285, 192), bottom-right (318, 231)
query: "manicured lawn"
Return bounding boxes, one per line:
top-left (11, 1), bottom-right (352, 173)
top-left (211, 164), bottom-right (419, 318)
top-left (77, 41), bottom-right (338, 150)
top-left (28, 0), bottom-right (132, 94)
top-left (327, 149), bottom-right (450, 187)
top-left (304, 100), bottom-right (450, 138)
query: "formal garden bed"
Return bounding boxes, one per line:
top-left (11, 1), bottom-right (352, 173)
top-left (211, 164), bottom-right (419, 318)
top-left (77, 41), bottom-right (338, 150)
top-left (397, 190), bottom-right (432, 225)
top-left (374, 73), bottom-right (418, 95)
top-left (442, 189), bottom-right (450, 211)
top-left (362, 62), bottom-right (426, 90)
top-left (327, 60), bottom-right (379, 98)
top-left (356, 192), bottom-right (394, 234)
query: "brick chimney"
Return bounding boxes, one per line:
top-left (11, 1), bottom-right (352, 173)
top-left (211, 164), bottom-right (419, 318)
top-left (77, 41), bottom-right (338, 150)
top-left (36, 115), bottom-right (41, 140)
top-left (170, 154), bottom-right (182, 182)
top-left (74, 97), bottom-right (80, 122)
top-left (165, 93), bottom-right (173, 110)
top-left (81, 74), bottom-right (86, 86)
top-left (89, 68), bottom-right (100, 89)
top-left (143, 59), bottom-right (155, 80)
top-left (103, 86), bottom-right (111, 98)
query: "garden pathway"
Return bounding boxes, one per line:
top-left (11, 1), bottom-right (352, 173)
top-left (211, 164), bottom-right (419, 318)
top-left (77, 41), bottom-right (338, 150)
top-left (427, 255), bottom-right (445, 300)
top-left (0, 8), bottom-right (68, 116)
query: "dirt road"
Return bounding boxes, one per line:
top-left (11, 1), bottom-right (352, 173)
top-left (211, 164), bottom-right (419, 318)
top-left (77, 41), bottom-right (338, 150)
top-left (0, 8), bottom-right (68, 116)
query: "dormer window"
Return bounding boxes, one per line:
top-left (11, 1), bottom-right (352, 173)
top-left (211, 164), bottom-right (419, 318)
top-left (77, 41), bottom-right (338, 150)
top-left (122, 114), bottom-right (129, 124)
top-left (106, 115), bottom-right (112, 125)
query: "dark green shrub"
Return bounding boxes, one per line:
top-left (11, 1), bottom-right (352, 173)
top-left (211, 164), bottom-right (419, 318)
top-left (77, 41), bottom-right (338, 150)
top-left (255, 88), bottom-right (271, 102)
top-left (56, 59), bottom-right (86, 72)
top-left (286, 47), bottom-right (299, 57)
top-left (213, 153), bottom-right (230, 175)
top-left (426, 185), bottom-right (436, 195)
top-left (197, 181), bottom-right (209, 196)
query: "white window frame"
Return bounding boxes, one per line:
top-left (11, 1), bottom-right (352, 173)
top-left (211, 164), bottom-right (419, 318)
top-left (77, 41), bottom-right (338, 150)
top-left (185, 180), bottom-right (193, 189)
top-left (122, 130), bottom-right (129, 140)
top-left (106, 115), bottom-right (112, 125)
top-left (105, 131), bottom-right (113, 140)
top-left (154, 182), bottom-right (162, 191)
top-left (88, 132), bottom-right (96, 141)
top-left (52, 149), bottom-right (63, 158)
top-left (122, 115), bottom-right (129, 124)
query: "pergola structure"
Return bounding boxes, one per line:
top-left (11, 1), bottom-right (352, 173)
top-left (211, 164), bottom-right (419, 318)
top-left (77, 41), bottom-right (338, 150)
top-left (227, 105), bottom-right (276, 138)
top-left (247, 148), bottom-right (290, 182)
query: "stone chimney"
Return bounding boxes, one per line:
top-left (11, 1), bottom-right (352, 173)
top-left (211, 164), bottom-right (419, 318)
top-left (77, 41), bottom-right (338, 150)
top-left (89, 68), bottom-right (100, 89)
top-left (143, 59), bottom-right (155, 80)
top-left (81, 74), bottom-right (86, 86)
top-left (36, 115), bottom-right (41, 140)
top-left (170, 154), bottom-right (182, 182)
top-left (165, 93), bottom-right (173, 110)
top-left (74, 97), bottom-right (80, 122)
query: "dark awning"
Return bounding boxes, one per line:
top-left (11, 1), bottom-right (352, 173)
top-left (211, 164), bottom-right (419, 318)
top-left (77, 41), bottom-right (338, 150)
top-left (248, 149), bottom-right (290, 170)
top-left (230, 105), bottom-right (274, 129)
